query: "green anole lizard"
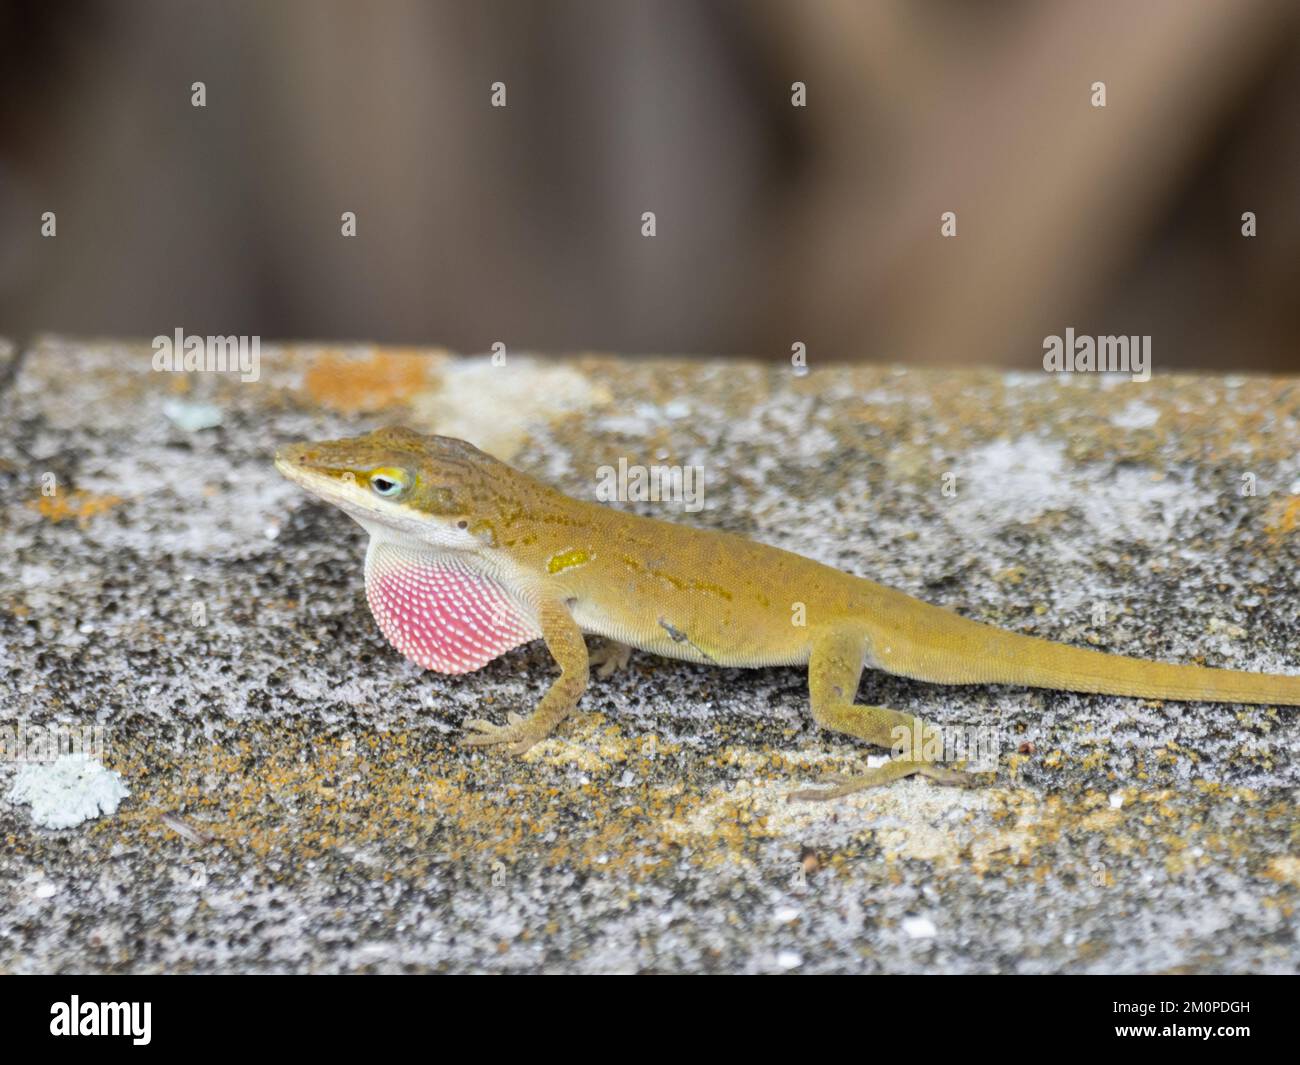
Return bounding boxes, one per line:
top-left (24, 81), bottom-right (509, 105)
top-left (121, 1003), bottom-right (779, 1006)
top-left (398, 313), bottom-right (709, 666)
top-left (276, 427), bottom-right (1299, 800)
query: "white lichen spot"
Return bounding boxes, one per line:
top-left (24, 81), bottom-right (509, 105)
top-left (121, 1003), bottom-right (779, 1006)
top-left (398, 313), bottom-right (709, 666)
top-left (1002, 371), bottom-right (1045, 389)
top-left (413, 357), bottom-right (610, 461)
top-left (950, 437), bottom-right (1211, 546)
top-left (161, 398), bottom-right (224, 432)
top-left (1110, 400), bottom-right (1160, 430)
top-left (902, 916), bottom-right (937, 939)
top-left (8, 754), bottom-right (129, 829)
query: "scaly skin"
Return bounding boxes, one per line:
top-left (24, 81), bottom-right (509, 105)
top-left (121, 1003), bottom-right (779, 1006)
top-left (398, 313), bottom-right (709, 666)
top-left (276, 427), bottom-right (1300, 800)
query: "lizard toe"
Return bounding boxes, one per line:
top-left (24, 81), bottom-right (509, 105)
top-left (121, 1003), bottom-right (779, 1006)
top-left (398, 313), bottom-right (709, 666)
top-left (589, 640), bottom-right (633, 679)
top-left (462, 719), bottom-right (514, 746)
top-left (462, 716), bottom-right (549, 755)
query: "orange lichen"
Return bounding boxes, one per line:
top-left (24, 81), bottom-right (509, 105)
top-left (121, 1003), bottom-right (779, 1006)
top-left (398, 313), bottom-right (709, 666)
top-left (1264, 495), bottom-right (1300, 541)
top-left (301, 348), bottom-right (440, 413)
top-left (1262, 856), bottom-right (1300, 887)
top-left (29, 490), bottom-right (123, 527)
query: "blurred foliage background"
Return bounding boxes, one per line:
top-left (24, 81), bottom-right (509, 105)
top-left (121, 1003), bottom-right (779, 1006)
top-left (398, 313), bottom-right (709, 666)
top-left (2, 0), bottom-right (1297, 370)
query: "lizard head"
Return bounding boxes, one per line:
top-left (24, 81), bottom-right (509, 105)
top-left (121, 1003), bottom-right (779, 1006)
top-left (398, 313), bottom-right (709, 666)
top-left (275, 426), bottom-right (513, 548)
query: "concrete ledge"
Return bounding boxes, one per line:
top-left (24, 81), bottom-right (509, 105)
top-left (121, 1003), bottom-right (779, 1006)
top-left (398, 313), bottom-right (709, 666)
top-left (2, 337), bottom-right (1298, 973)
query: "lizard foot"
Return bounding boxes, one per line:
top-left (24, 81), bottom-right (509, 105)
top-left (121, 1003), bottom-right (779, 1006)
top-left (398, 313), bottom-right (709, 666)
top-left (588, 640), bottom-right (633, 679)
top-left (787, 760), bottom-right (990, 802)
top-left (462, 711), bottom-right (553, 756)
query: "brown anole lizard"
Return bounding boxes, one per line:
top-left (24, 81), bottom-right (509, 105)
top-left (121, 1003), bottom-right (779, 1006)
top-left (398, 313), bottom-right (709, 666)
top-left (276, 427), bottom-right (1299, 799)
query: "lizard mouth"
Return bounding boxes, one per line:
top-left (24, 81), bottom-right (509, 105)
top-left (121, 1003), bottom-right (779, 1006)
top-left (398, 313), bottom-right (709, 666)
top-left (274, 444), bottom-right (345, 498)
top-left (274, 441), bottom-right (311, 469)
top-left (273, 450), bottom-right (312, 490)
top-left (274, 442), bottom-right (339, 483)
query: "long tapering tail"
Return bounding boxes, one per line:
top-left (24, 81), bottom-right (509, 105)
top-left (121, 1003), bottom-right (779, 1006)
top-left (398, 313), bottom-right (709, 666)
top-left (876, 599), bottom-right (1300, 706)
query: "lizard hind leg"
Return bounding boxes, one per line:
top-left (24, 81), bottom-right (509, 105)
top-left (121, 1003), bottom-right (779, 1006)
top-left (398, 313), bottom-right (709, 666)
top-left (788, 625), bottom-right (985, 802)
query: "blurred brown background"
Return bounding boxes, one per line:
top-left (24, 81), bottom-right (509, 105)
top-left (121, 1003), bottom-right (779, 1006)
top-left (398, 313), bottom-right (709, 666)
top-left (2, 0), bottom-right (1298, 370)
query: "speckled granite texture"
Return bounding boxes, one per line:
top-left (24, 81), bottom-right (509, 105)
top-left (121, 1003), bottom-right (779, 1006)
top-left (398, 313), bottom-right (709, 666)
top-left (1, 336), bottom-right (1297, 973)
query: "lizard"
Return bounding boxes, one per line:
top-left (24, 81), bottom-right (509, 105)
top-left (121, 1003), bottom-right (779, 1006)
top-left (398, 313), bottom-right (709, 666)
top-left (275, 426), bottom-right (1300, 800)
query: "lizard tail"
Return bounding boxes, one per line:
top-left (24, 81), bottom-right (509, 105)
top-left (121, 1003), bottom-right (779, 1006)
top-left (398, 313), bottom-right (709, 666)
top-left (879, 605), bottom-right (1300, 706)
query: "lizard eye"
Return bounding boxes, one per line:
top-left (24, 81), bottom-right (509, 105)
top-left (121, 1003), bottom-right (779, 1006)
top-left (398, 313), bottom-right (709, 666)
top-left (368, 468), bottom-right (410, 498)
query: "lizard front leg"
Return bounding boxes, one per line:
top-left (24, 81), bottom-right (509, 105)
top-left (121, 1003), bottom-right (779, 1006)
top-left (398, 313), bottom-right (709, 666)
top-left (463, 593), bottom-right (589, 756)
top-left (789, 625), bottom-right (986, 801)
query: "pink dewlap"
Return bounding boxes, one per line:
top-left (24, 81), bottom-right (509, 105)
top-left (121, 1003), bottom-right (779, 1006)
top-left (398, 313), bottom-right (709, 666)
top-left (364, 543), bottom-right (538, 674)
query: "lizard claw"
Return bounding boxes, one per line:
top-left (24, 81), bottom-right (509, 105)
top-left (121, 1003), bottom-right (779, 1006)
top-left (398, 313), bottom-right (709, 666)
top-left (787, 760), bottom-right (991, 802)
top-left (920, 764), bottom-right (991, 788)
top-left (787, 781), bottom-right (870, 803)
top-left (462, 716), bottom-right (546, 756)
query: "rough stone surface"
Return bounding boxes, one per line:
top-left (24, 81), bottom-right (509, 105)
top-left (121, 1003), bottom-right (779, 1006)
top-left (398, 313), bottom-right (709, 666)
top-left (1, 336), bottom-right (1297, 974)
